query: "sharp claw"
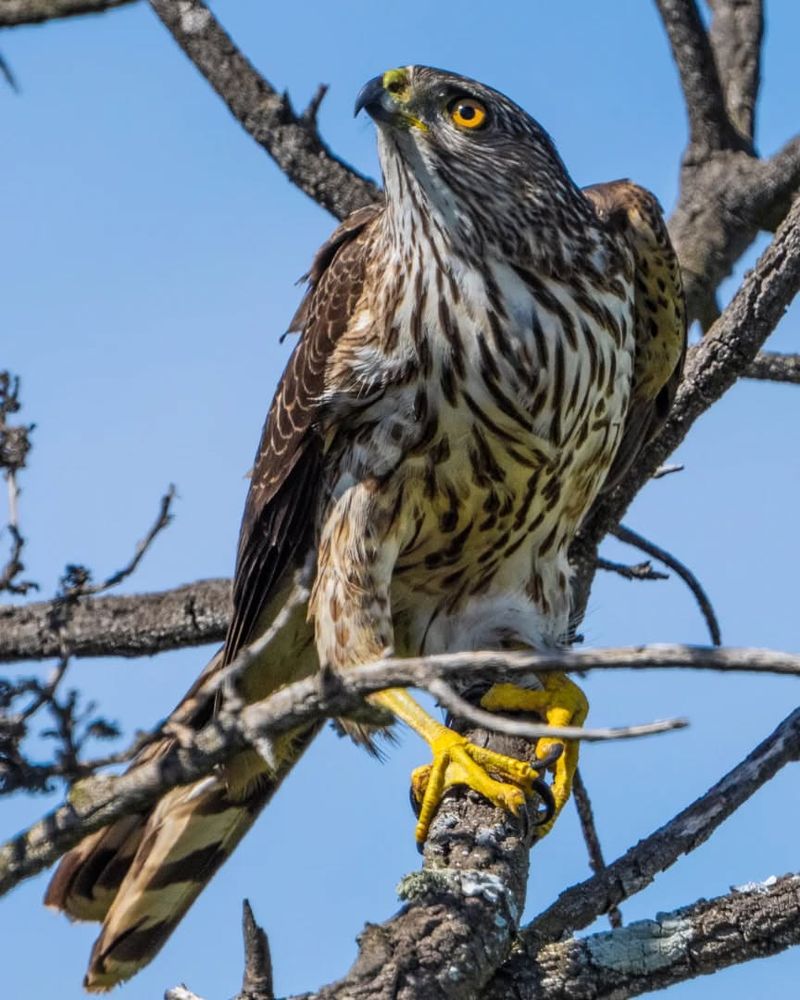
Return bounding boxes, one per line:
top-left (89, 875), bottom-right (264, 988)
top-left (529, 775), bottom-right (556, 828)
top-left (534, 742), bottom-right (564, 770)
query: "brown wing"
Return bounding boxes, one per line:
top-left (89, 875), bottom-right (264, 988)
top-left (583, 180), bottom-right (687, 490)
top-left (224, 202), bottom-right (383, 663)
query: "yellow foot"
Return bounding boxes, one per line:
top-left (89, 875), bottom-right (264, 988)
top-left (480, 673), bottom-right (588, 837)
top-left (409, 728), bottom-right (541, 844)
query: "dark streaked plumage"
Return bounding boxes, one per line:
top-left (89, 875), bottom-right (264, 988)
top-left (46, 65), bottom-right (685, 991)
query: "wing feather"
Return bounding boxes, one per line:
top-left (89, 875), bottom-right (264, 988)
top-left (223, 203), bottom-right (382, 664)
top-left (583, 180), bottom-right (687, 490)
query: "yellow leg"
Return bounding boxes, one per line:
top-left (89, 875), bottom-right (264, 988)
top-left (369, 688), bottom-right (542, 844)
top-left (480, 673), bottom-right (588, 837)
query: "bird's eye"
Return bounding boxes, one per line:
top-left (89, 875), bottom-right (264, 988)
top-left (448, 97), bottom-right (488, 130)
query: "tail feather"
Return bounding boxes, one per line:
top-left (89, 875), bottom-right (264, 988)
top-left (44, 814), bottom-right (146, 922)
top-left (83, 769), bottom-right (274, 992)
top-left (46, 588), bottom-right (320, 991)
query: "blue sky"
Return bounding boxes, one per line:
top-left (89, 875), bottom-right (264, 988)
top-left (3, 1), bottom-right (799, 997)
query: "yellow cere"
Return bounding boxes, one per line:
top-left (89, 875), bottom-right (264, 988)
top-left (381, 67), bottom-right (428, 132)
top-left (382, 67), bottom-right (412, 102)
top-left (450, 97), bottom-right (488, 130)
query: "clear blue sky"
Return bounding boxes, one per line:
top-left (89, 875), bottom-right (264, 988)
top-left (3, 1), bottom-right (799, 997)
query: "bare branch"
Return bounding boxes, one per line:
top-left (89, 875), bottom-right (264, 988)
top-left (669, 135), bottom-right (800, 326)
top-left (236, 901), bottom-right (275, 1000)
top-left (612, 523), bottom-right (721, 645)
top-left (0, 578), bottom-right (230, 663)
top-left (571, 769), bottom-right (622, 929)
top-left (2, 640), bottom-right (798, 896)
top-left (0, 0), bottom-right (136, 26)
top-left (526, 705), bottom-right (800, 945)
top-left (0, 373), bottom-right (36, 597)
top-left (0, 50), bottom-right (19, 91)
top-left (596, 556), bottom-right (668, 581)
top-left (484, 874), bottom-right (800, 999)
top-left (708, 0), bottom-right (763, 143)
top-left (653, 0), bottom-right (745, 156)
top-left (428, 679), bottom-right (685, 743)
top-left (745, 350), bottom-right (800, 384)
top-left (69, 485), bottom-right (176, 598)
top-left (146, 0), bottom-right (379, 220)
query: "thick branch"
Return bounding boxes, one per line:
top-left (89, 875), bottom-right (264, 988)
top-left (146, 0), bottom-right (379, 220)
top-left (0, 578), bottom-right (230, 663)
top-left (708, 0), bottom-right (763, 142)
top-left (484, 874), bottom-right (800, 999)
top-left (0, 0), bottom-right (135, 25)
top-left (654, 0), bottom-right (745, 156)
top-left (525, 705), bottom-right (800, 945)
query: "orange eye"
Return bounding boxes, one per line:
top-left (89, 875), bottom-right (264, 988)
top-left (449, 97), bottom-right (488, 130)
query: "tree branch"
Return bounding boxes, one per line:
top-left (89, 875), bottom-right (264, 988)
top-left (0, 578), bottom-right (230, 663)
top-left (525, 705), bottom-right (800, 945)
top-left (146, 0), bottom-right (379, 220)
top-left (708, 0), bottom-right (763, 144)
top-left (483, 874), bottom-right (800, 999)
top-left (3, 642), bottom-right (799, 898)
top-left (654, 0), bottom-right (746, 157)
top-left (745, 350), bottom-right (800, 384)
top-left (611, 524), bottom-right (721, 645)
top-left (0, 0), bottom-right (136, 26)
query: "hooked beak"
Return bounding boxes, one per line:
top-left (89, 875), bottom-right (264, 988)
top-left (354, 75), bottom-right (390, 121)
top-left (354, 70), bottom-right (428, 131)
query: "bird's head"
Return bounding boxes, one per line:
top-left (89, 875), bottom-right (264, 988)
top-left (355, 65), bottom-right (586, 257)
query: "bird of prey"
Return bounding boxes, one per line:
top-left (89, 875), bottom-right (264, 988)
top-left (46, 65), bottom-right (685, 991)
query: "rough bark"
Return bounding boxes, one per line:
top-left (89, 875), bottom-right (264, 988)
top-left (0, 0), bottom-right (135, 25)
top-left (484, 874), bottom-right (800, 1000)
top-left (0, 578), bottom-right (229, 663)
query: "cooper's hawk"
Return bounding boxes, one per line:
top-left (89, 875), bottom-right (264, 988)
top-left (46, 66), bottom-right (685, 991)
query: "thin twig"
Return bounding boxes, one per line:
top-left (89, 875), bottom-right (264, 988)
top-left (427, 678), bottom-right (685, 743)
top-left (596, 557), bottom-right (668, 582)
top-left (571, 768), bottom-right (622, 929)
top-left (612, 524), bottom-right (721, 645)
top-left (66, 486), bottom-right (176, 599)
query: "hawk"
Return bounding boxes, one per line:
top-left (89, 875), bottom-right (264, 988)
top-left (46, 65), bottom-right (685, 990)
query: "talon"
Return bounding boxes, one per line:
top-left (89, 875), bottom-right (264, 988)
top-left (479, 673), bottom-right (588, 838)
top-left (411, 728), bottom-right (540, 844)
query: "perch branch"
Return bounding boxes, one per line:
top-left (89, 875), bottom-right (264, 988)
top-left (2, 642), bottom-right (799, 896)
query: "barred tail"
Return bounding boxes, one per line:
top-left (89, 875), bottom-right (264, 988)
top-left (46, 727), bottom-right (317, 992)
